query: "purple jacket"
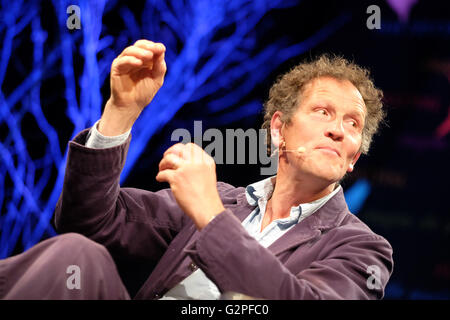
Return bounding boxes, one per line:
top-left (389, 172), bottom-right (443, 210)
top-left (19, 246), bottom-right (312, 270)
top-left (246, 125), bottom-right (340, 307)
top-left (54, 129), bottom-right (394, 300)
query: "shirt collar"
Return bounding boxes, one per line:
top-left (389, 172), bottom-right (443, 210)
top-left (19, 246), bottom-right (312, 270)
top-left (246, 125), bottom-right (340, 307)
top-left (245, 175), bottom-right (276, 206)
top-left (245, 176), bottom-right (342, 224)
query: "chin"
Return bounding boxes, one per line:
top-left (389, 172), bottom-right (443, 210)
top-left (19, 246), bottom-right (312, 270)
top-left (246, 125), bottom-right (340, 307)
top-left (297, 165), bottom-right (341, 185)
top-left (311, 162), bottom-right (342, 179)
top-left (293, 158), bottom-right (344, 182)
top-left (320, 174), bottom-right (342, 185)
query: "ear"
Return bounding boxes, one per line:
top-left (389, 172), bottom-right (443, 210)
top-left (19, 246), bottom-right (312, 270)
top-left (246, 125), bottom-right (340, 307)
top-left (270, 111), bottom-right (284, 148)
top-left (347, 152), bottom-right (361, 173)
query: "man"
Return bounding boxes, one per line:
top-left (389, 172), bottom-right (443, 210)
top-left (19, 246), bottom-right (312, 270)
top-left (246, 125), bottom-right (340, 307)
top-left (1, 39), bottom-right (393, 299)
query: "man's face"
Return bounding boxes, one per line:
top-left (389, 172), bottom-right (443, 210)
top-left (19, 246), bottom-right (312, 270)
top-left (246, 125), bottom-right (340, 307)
top-left (276, 76), bottom-right (366, 184)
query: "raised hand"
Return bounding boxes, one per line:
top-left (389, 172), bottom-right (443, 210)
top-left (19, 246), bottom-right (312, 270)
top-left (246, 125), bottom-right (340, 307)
top-left (99, 40), bottom-right (167, 136)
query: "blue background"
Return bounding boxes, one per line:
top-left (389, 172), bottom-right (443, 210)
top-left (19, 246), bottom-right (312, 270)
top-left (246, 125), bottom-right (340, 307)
top-left (0, 0), bottom-right (449, 299)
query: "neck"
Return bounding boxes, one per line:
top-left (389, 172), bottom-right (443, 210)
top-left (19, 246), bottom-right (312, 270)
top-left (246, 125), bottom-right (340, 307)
top-left (268, 168), bottom-right (336, 221)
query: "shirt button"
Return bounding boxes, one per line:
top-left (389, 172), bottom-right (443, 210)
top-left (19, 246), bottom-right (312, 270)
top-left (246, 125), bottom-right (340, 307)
top-left (189, 262), bottom-right (198, 271)
top-left (153, 293), bottom-right (160, 299)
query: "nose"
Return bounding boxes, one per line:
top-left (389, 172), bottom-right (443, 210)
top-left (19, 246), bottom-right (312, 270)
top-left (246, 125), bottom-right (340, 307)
top-left (325, 119), bottom-right (344, 141)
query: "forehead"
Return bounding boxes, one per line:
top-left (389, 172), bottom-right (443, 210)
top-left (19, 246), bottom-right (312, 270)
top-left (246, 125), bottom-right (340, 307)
top-left (299, 77), bottom-right (366, 116)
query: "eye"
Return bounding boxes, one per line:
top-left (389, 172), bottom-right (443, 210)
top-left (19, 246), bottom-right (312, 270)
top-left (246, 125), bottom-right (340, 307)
top-left (317, 109), bottom-right (328, 116)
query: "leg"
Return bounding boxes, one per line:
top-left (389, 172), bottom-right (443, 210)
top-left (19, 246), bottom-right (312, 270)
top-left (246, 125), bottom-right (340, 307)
top-left (0, 233), bottom-right (130, 299)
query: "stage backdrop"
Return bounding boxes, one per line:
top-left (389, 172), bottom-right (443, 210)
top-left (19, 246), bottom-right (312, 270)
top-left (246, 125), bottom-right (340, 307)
top-left (0, 0), bottom-right (449, 299)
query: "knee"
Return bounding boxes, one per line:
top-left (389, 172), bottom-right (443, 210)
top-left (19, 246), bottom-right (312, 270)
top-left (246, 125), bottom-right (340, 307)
top-left (50, 233), bottom-right (113, 266)
top-left (1, 233), bottom-right (129, 299)
top-left (54, 233), bottom-right (104, 251)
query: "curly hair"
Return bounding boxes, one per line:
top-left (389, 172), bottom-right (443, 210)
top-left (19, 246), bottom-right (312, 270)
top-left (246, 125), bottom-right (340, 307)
top-left (262, 54), bottom-right (385, 155)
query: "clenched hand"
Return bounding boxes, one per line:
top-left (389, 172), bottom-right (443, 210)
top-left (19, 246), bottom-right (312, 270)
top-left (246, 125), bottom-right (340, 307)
top-left (99, 40), bottom-right (167, 136)
top-left (156, 143), bottom-right (226, 230)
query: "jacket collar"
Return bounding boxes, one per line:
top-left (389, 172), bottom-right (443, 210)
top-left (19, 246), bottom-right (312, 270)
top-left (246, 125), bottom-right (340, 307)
top-left (230, 186), bottom-right (349, 256)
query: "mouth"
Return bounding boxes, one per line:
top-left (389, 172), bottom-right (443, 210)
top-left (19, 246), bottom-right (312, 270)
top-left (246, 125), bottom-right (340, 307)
top-left (315, 146), bottom-right (341, 157)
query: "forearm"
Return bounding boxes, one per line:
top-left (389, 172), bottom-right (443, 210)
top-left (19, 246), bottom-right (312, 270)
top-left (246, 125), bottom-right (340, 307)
top-left (54, 128), bottom-right (189, 261)
top-left (186, 211), bottom-right (309, 299)
top-left (54, 129), bottom-right (129, 235)
top-left (186, 210), bottom-right (393, 300)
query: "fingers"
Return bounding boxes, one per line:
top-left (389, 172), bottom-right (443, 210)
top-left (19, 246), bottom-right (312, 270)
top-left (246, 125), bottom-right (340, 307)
top-left (134, 40), bottom-right (166, 77)
top-left (121, 40), bottom-right (165, 64)
top-left (157, 144), bottom-right (185, 185)
top-left (152, 50), bottom-right (167, 79)
top-left (134, 40), bottom-right (166, 54)
top-left (155, 168), bottom-right (175, 184)
top-left (113, 55), bottom-right (143, 74)
top-left (156, 143), bottom-right (216, 187)
top-left (114, 40), bottom-right (166, 75)
top-left (164, 143), bottom-right (185, 158)
top-left (165, 143), bottom-right (209, 164)
top-left (158, 153), bottom-right (183, 171)
top-left (158, 142), bottom-right (212, 174)
top-left (120, 46), bottom-right (155, 66)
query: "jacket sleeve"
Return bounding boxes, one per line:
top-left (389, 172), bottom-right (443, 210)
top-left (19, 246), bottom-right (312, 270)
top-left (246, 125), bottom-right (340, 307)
top-left (186, 209), bottom-right (394, 300)
top-left (53, 129), bottom-right (189, 263)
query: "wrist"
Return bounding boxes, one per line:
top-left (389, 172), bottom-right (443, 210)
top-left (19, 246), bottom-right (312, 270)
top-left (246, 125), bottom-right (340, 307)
top-left (98, 99), bottom-right (140, 136)
top-left (195, 201), bottom-right (225, 230)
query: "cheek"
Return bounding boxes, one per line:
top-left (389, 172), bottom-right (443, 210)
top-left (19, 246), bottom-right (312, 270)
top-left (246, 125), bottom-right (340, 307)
top-left (345, 135), bottom-right (361, 157)
top-left (285, 126), bottom-right (311, 146)
top-left (294, 122), bottom-right (321, 144)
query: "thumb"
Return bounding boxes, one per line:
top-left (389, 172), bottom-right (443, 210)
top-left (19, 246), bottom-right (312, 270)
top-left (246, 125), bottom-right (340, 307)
top-left (152, 50), bottom-right (167, 80)
top-left (156, 168), bottom-right (175, 184)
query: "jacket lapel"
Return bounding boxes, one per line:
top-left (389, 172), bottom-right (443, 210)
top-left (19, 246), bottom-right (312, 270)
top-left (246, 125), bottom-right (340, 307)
top-left (268, 188), bottom-right (350, 256)
top-left (222, 187), bottom-right (255, 221)
top-left (225, 186), bottom-right (350, 257)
